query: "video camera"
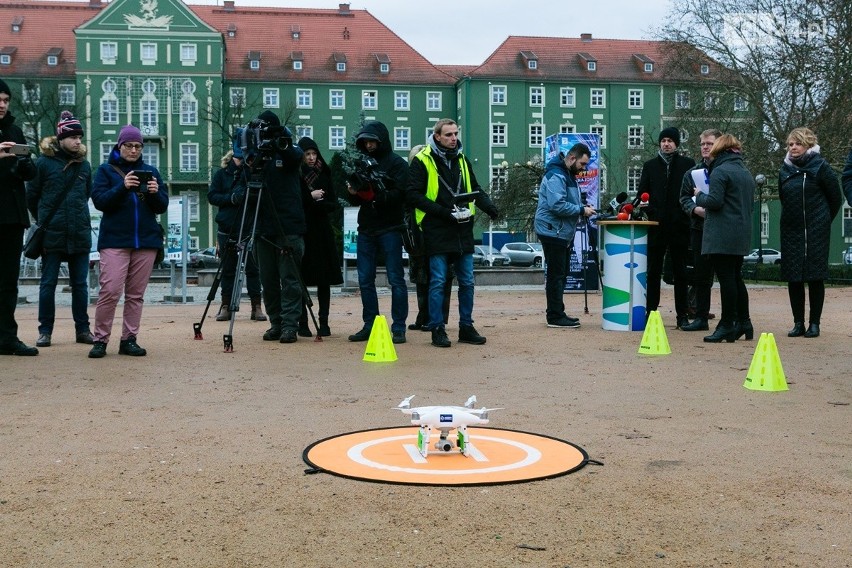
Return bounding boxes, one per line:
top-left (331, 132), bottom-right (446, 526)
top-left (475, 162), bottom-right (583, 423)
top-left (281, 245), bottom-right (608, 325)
top-left (239, 118), bottom-right (292, 165)
top-left (351, 155), bottom-right (387, 189)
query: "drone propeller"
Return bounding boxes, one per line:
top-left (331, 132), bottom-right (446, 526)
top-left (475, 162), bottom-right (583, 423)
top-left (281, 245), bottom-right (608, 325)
top-left (464, 395), bottom-right (477, 408)
top-left (396, 394), bottom-right (416, 410)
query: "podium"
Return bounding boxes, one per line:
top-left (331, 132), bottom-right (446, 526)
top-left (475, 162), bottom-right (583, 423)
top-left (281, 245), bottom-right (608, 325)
top-left (597, 220), bottom-right (657, 331)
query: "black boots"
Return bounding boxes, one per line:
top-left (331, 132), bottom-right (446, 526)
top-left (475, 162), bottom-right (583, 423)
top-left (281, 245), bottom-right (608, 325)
top-left (431, 326), bottom-right (451, 348)
top-left (676, 315), bottom-right (691, 330)
top-left (681, 317), bottom-right (709, 331)
top-left (804, 323), bottom-right (820, 338)
top-left (318, 317), bottom-right (331, 337)
top-left (703, 321), bottom-right (738, 343)
top-left (788, 322), bottom-right (806, 337)
top-left (736, 319), bottom-right (754, 340)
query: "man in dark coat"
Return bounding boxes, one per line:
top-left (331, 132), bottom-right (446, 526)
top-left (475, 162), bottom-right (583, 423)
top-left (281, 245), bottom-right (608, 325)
top-left (639, 126), bottom-right (695, 329)
top-left (251, 111), bottom-right (305, 344)
top-left (26, 111), bottom-right (94, 348)
top-left (0, 78), bottom-right (38, 356)
top-left (408, 118), bottom-right (499, 348)
top-left (344, 120), bottom-right (409, 344)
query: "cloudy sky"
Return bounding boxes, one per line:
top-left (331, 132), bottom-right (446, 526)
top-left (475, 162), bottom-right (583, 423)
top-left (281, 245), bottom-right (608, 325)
top-left (183, 0), bottom-right (674, 65)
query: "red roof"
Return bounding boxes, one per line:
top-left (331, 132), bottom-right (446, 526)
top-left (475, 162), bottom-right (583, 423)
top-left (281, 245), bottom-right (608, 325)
top-left (0, 0), bottom-right (102, 78)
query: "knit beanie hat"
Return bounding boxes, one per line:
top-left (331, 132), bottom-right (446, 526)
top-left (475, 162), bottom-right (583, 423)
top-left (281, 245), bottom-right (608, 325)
top-left (56, 110), bottom-right (84, 140)
top-left (0, 78), bottom-right (10, 98)
top-left (117, 124), bottom-right (143, 147)
top-left (659, 126), bottom-right (681, 147)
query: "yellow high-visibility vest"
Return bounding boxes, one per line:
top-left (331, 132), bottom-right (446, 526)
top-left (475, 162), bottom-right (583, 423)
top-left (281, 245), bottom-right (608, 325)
top-left (414, 145), bottom-right (475, 226)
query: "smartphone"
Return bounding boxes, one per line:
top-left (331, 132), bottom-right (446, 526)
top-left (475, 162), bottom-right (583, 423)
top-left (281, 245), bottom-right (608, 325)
top-left (134, 170), bottom-right (153, 185)
top-left (8, 144), bottom-right (33, 156)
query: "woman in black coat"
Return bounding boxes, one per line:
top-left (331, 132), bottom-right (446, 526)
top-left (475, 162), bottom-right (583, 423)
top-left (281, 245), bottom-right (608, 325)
top-left (778, 127), bottom-right (842, 338)
top-left (296, 137), bottom-right (342, 337)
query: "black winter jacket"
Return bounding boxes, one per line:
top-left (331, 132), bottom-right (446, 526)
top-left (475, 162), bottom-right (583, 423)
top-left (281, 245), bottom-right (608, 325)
top-left (208, 154), bottom-right (249, 235)
top-left (256, 142), bottom-right (305, 237)
top-left (344, 121), bottom-right (408, 235)
top-left (639, 152), bottom-right (695, 230)
top-left (26, 137), bottom-right (92, 255)
top-left (779, 151), bottom-right (842, 282)
top-left (0, 110), bottom-right (35, 226)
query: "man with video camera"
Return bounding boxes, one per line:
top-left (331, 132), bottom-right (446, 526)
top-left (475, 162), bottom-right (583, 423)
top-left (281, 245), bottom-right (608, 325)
top-left (408, 119), bottom-right (499, 348)
top-left (250, 111), bottom-right (306, 344)
top-left (345, 120), bottom-right (410, 344)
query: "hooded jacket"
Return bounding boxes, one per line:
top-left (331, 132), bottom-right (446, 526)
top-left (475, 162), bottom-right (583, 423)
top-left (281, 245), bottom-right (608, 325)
top-left (695, 151), bottom-right (753, 256)
top-left (91, 145), bottom-right (169, 250)
top-left (0, 110), bottom-right (35, 226)
top-left (26, 136), bottom-right (92, 254)
top-left (345, 121), bottom-right (407, 234)
top-left (534, 154), bottom-right (584, 247)
top-left (778, 147), bottom-right (842, 282)
top-left (207, 151), bottom-right (249, 235)
top-left (255, 136), bottom-right (305, 237)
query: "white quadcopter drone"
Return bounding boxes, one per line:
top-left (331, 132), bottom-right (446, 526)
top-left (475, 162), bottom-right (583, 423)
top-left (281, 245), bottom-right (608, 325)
top-left (395, 395), bottom-right (501, 458)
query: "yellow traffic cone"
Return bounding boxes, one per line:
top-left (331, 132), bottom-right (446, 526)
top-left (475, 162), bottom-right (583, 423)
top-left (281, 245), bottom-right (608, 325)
top-left (637, 310), bottom-right (671, 355)
top-left (743, 332), bottom-right (788, 391)
top-left (363, 315), bottom-right (397, 362)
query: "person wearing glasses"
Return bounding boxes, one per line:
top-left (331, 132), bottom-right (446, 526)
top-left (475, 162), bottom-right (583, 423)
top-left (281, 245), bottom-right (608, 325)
top-left (88, 125), bottom-right (168, 358)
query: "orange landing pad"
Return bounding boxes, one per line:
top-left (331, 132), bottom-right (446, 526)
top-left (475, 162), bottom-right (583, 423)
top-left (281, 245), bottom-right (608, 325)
top-left (303, 426), bottom-right (590, 486)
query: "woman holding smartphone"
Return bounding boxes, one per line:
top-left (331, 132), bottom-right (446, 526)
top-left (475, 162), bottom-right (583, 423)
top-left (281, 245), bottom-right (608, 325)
top-left (88, 124), bottom-right (168, 358)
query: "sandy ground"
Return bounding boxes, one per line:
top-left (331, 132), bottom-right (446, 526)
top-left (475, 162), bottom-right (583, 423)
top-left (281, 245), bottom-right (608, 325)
top-left (1, 284), bottom-right (850, 568)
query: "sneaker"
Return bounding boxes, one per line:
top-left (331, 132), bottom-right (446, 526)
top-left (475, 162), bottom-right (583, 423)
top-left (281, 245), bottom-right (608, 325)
top-left (36, 333), bottom-right (52, 347)
top-left (458, 325), bottom-right (486, 345)
top-left (263, 327), bottom-right (282, 341)
top-left (547, 317), bottom-right (581, 329)
top-left (280, 329), bottom-right (298, 343)
top-left (0, 340), bottom-right (39, 356)
top-left (348, 326), bottom-right (372, 342)
top-left (297, 325), bottom-right (313, 338)
top-left (118, 336), bottom-right (147, 356)
top-left (392, 331), bottom-right (406, 344)
top-left (88, 341), bottom-right (107, 359)
top-left (76, 330), bottom-right (95, 345)
top-left (431, 326), bottom-right (451, 348)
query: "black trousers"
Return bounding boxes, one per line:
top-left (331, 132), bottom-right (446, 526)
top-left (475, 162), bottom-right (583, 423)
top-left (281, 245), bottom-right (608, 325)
top-left (646, 225), bottom-right (690, 317)
top-left (710, 254), bottom-right (749, 324)
top-left (541, 240), bottom-right (571, 321)
top-left (690, 228), bottom-right (714, 319)
top-left (0, 224), bottom-right (24, 347)
top-left (787, 280), bottom-right (825, 324)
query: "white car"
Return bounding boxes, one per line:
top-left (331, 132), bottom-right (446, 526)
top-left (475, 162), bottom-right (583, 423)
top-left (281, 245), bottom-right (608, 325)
top-left (743, 248), bottom-right (781, 264)
top-left (842, 246), bottom-right (852, 265)
top-left (500, 242), bottom-right (544, 267)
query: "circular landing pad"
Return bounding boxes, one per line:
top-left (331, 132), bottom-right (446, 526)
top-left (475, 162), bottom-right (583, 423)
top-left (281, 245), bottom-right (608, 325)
top-left (303, 426), bottom-right (590, 486)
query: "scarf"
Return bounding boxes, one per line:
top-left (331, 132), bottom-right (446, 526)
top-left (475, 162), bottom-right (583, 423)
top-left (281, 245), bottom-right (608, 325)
top-left (302, 159), bottom-right (323, 189)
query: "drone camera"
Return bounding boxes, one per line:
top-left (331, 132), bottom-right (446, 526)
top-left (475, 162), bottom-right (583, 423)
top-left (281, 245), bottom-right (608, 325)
top-left (436, 439), bottom-right (454, 452)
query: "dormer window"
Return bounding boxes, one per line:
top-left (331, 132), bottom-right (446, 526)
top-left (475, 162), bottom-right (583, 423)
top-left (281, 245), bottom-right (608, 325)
top-left (46, 48), bottom-right (63, 67)
top-left (374, 53), bottom-right (391, 74)
top-left (644, 63), bottom-right (653, 72)
top-left (226, 23), bottom-right (237, 38)
top-left (248, 51), bottom-right (261, 71)
top-left (0, 46), bottom-right (17, 65)
top-left (700, 64), bottom-right (710, 75)
top-left (333, 52), bottom-right (347, 72)
top-left (380, 63), bottom-right (389, 73)
top-left (291, 25), bottom-right (301, 40)
top-left (291, 51), bottom-right (303, 71)
top-left (587, 61), bottom-right (596, 71)
top-left (336, 62), bottom-right (346, 72)
top-left (578, 52), bottom-right (597, 72)
top-left (11, 16), bottom-right (23, 33)
top-left (520, 50), bottom-right (538, 71)
top-left (633, 54), bottom-right (655, 73)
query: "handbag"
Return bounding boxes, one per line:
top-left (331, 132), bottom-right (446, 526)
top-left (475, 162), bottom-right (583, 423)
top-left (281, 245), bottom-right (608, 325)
top-left (23, 163), bottom-right (81, 260)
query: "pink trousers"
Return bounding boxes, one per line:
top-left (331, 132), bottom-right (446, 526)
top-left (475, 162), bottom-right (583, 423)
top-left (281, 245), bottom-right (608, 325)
top-left (92, 248), bottom-right (157, 344)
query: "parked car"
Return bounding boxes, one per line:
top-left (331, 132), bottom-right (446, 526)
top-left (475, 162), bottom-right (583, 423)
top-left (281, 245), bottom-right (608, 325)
top-left (473, 245), bottom-right (510, 267)
top-left (189, 246), bottom-right (220, 269)
top-left (843, 246), bottom-right (852, 265)
top-left (743, 248), bottom-right (781, 264)
top-left (500, 242), bottom-right (544, 267)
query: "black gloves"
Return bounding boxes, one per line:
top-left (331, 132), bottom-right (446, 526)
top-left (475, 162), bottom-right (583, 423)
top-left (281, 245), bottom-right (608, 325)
top-left (230, 189), bottom-right (245, 205)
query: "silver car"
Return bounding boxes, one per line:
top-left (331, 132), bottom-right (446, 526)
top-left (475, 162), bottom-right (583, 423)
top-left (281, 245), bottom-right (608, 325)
top-left (500, 242), bottom-right (544, 267)
top-left (473, 245), bottom-right (510, 267)
top-left (743, 248), bottom-right (781, 264)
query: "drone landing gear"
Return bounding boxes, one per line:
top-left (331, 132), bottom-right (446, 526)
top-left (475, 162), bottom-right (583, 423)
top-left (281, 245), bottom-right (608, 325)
top-left (416, 425), bottom-right (472, 458)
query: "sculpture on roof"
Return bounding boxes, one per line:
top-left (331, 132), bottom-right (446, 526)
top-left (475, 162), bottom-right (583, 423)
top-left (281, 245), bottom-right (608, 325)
top-left (124, 0), bottom-right (173, 28)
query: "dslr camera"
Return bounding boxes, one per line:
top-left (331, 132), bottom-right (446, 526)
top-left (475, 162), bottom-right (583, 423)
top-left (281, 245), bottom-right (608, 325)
top-left (239, 119), bottom-right (292, 164)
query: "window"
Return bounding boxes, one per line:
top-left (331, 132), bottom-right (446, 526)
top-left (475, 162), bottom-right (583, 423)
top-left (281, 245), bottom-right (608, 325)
top-left (329, 89), bottom-right (345, 109)
top-left (0, 55), bottom-right (10, 65)
top-left (179, 144), bottom-right (199, 173)
top-left (140, 79), bottom-right (158, 135)
top-left (491, 166), bottom-right (508, 196)
top-left (249, 59), bottom-right (260, 71)
top-left (560, 124), bottom-right (575, 134)
top-left (142, 145), bottom-right (159, 169)
top-left (529, 124), bottom-right (543, 147)
top-left (492, 123), bottom-right (507, 146)
top-left (700, 64), bottom-right (710, 75)
top-left (627, 167), bottom-right (642, 194)
top-left (590, 88), bottom-right (606, 108)
top-left (628, 89), bottom-right (643, 109)
top-left (336, 62), bottom-right (346, 72)
top-left (263, 88), bottom-right (279, 108)
top-left (560, 87), bottom-right (576, 107)
top-left (705, 92), bottom-right (720, 110)
top-left (101, 79), bottom-right (118, 124)
top-left (426, 91), bottom-right (442, 111)
top-left (140, 43), bottom-right (156, 64)
top-left (644, 63), bottom-right (654, 72)
top-left (22, 84), bottom-right (40, 104)
top-left (734, 96), bottom-right (748, 112)
top-left (394, 127), bottom-right (410, 150)
top-left (362, 90), bottom-right (377, 110)
top-left (296, 88), bottom-right (312, 109)
top-left (394, 90), bottom-right (410, 111)
top-left (99, 142), bottom-right (113, 165)
top-left (491, 85), bottom-right (507, 105)
top-left (230, 87), bottom-right (246, 108)
top-left (528, 60), bottom-right (538, 70)
top-left (587, 61), bottom-right (596, 72)
top-left (627, 125), bottom-right (644, 149)
top-left (47, 56), bottom-right (58, 66)
top-left (293, 60), bottom-right (303, 71)
top-left (179, 98), bottom-right (197, 126)
top-left (296, 125), bottom-right (313, 140)
top-left (58, 84), bottom-right (75, 105)
top-left (179, 191), bottom-right (200, 222)
top-left (379, 62), bottom-right (389, 74)
top-left (529, 87), bottom-right (543, 107)
top-left (590, 125), bottom-right (606, 148)
top-left (100, 41), bottom-right (117, 63)
top-left (675, 90), bottom-right (690, 109)
top-left (180, 43), bottom-right (197, 65)
top-left (329, 126), bottom-right (346, 150)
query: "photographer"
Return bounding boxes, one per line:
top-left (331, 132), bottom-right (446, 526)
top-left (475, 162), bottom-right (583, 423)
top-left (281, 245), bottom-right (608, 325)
top-left (345, 120), bottom-right (409, 344)
top-left (0, 78), bottom-right (38, 356)
top-left (408, 119), bottom-right (499, 348)
top-left (250, 111), bottom-right (306, 344)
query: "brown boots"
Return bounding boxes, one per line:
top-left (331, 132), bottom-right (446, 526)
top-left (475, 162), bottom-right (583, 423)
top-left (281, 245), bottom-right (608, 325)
top-left (215, 303), bottom-right (231, 321)
top-left (250, 297), bottom-right (267, 321)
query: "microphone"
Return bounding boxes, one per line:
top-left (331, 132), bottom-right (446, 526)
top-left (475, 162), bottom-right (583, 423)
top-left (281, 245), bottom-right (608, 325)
top-left (626, 192), bottom-right (650, 220)
top-left (607, 192), bottom-right (628, 215)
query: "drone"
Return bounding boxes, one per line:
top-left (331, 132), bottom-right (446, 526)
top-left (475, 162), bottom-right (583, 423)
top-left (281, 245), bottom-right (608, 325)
top-left (395, 395), bottom-right (501, 458)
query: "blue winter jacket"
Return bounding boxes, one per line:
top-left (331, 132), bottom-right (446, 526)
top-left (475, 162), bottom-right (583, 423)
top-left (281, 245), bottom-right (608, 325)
top-left (534, 154), bottom-right (583, 247)
top-left (91, 148), bottom-right (169, 250)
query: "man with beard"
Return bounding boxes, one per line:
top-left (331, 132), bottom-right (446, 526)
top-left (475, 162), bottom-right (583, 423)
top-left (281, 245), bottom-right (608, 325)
top-left (408, 118), bottom-right (499, 348)
top-left (534, 143), bottom-right (596, 328)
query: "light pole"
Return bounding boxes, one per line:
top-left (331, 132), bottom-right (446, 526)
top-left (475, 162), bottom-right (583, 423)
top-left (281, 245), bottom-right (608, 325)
top-left (487, 160), bottom-right (508, 265)
top-left (755, 174), bottom-right (766, 264)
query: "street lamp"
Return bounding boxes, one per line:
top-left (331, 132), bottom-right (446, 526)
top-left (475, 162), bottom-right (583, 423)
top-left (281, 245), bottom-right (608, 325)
top-left (755, 173), bottom-right (766, 264)
top-left (487, 160), bottom-right (509, 265)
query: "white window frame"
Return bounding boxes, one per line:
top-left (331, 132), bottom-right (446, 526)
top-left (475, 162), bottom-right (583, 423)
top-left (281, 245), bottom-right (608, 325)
top-left (492, 123), bottom-right (507, 147)
top-left (58, 84), bottom-right (75, 105)
top-left (329, 89), bottom-right (345, 109)
top-left (293, 60), bottom-right (303, 71)
top-left (296, 125), bottom-right (313, 140)
top-left (263, 88), bottom-right (279, 108)
top-left (296, 88), bottom-right (313, 109)
top-left (528, 59), bottom-right (538, 70)
top-left (705, 92), bottom-right (720, 110)
top-left (142, 145), bottom-right (159, 169)
top-left (140, 43), bottom-right (157, 65)
top-left (587, 61), bottom-right (596, 72)
top-left (529, 86), bottom-right (544, 107)
top-left (179, 191), bottom-right (200, 222)
top-left (230, 87), bottom-right (246, 108)
top-left (101, 98), bottom-right (118, 125)
top-left (528, 124), bottom-right (543, 147)
top-left (394, 127), bottom-right (411, 150)
top-left (700, 64), bottom-right (710, 75)
top-left (491, 85), bottom-right (507, 105)
top-left (675, 90), bottom-right (690, 109)
top-left (362, 90), bottom-right (377, 110)
top-left (100, 41), bottom-right (117, 64)
top-left (22, 84), bottom-right (40, 104)
top-left (379, 62), bottom-right (390, 74)
top-left (179, 97), bottom-right (197, 126)
top-left (249, 59), bottom-right (260, 71)
top-left (560, 87), bottom-right (576, 108)
top-left (644, 63), bottom-right (654, 73)
top-left (627, 167), bottom-right (642, 194)
top-left (560, 124), bottom-right (575, 134)
top-left (0, 55), bottom-right (11, 65)
top-left (590, 88), bottom-right (606, 108)
top-left (336, 62), bottom-right (346, 72)
top-left (47, 55), bottom-right (58, 66)
top-left (627, 125), bottom-right (644, 149)
top-left (426, 91), bottom-right (442, 112)
top-left (329, 126), bottom-right (346, 150)
top-left (99, 142), bottom-right (113, 165)
top-left (140, 97), bottom-right (158, 134)
top-left (394, 90), bottom-right (410, 111)
top-left (628, 89), bottom-right (644, 109)
top-left (590, 125), bottom-right (606, 148)
top-left (179, 144), bottom-right (199, 173)
top-left (734, 96), bottom-right (748, 112)
top-left (180, 43), bottom-right (197, 66)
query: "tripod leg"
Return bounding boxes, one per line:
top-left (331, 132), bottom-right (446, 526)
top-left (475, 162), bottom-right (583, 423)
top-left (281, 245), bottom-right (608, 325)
top-left (194, 236), bottom-right (234, 339)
